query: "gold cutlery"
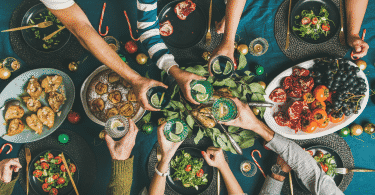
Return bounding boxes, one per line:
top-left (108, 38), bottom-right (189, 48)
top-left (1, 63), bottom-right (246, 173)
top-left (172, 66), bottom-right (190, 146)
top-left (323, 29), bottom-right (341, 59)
top-left (61, 153), bottom-right (79, 195)
top-left (289, 172), bottom-right (294, 195)
top-left (205, 0), bottom-right (212, 46)
top-left (336, 167), bottom-right (375, 174)
top-left (25, 148), bottom-right (31, 195)
top-left (285, 0), bottom-right (292, 50)
top-left (339, 0), bottom-right (345, 46)
top-left (217, 169), bottom-right (220, 195)
top-left (2, 21), bottom-right (53, 32)
top-left (43, 26), bottom-right (66, 41)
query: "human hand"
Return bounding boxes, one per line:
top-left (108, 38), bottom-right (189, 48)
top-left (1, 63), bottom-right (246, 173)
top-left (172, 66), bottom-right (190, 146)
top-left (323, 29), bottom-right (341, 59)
top-left (276, 155), bottom-right (291, 173)
top-left (347, 34), bottom-right (369, 59)
top-left (131, 76), bottom-right (168, 111)
top-left (157, 123), bottom-right (183, 162)
top-left (201, 147), bottom-right (227, 170)
top-left (215, 17), bottom-right (226, 34)
top-left (208, 41), bottom-right (235, 76)
top-left (105, 119), bottom-right (139, 160)
top-left (0, 158), bottom-right (22, 183)
top-left (169, 66), bottom-right (206, 105)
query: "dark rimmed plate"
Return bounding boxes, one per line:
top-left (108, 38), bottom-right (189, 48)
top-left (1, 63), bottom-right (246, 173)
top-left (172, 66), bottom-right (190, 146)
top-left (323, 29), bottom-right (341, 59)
top-left (158, 0), bottom-right (207, 49)
top-left (293, 145), bottom-right (343, 192)
top-left (167, 147), bottom-right (213, 195)
top-left (21, 3), bottom-right (71, 53)
top-left (290, 0), bottom-right (340, 44)
top-left (29, 150), bottom-right (79, 195)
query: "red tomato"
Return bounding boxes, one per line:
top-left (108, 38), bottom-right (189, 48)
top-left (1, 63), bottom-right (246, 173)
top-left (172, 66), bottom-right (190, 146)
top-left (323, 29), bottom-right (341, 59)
top-left (52, 173), bottom-right (59, 180)
top-left (313, 85), bottom-right (329, 102)
top-left (54, 156), bottom-right (62, 164)
top-left (33, 170), bottom-right (43, 178)
top-left (185, 164), bottom-right (191, 172)
top-left (69, 164), bottom-right (77, 173)
top-left (41, 162), bottom-right (49, 170)
top-left (42, 183), bottom-right (50, 192)
top-left (60, 164), bottom-right (66, 172)
top-left (196, 169), bottom-right (204, 178)
top-left (40, 158), bottom-right (47, 163)
top-left (307, 150), bottom-right (314, 156)
top-left (49, 188), bottom-right (58, 195)
top-left (311, 17), bottom-right (319, 25)
top-left (316, 151), bottom-right (324, 158)
top-left (321, 164), bottom-right (328, 172)
top-left (57, 177), bottom-right (66, 185)
top-left (47, 153), bottom-right (54, 161)
top-left (322, 23), bottom-right (330, 31)
top-left (124, 40), bottom-right (138, 54)
top-left (301, 17), bottom-right (311, 25)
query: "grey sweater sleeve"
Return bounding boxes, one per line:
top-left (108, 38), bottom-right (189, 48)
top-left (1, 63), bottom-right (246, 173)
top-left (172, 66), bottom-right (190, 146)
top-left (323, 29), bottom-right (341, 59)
top-left (259, 175), bottom-right (284, 195)
top-left (259, 133), bottom-right (343, 195)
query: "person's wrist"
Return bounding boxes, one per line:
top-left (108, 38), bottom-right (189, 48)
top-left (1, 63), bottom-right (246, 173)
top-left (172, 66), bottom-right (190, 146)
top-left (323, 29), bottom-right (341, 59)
top-left (168, 65), bottom-right (180, 77)
top-left (217, 161), bottom-right (229, 172)
top-left (271, 173), bottom-right (286, 181)
top-left (112, 153), bottom-right (131, 161)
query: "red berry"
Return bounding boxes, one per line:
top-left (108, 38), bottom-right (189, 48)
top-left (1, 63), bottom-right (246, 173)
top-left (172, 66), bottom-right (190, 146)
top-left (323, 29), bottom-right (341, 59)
top-left (67, 111), bottom-right (81, 124)
top-left (124, 40), bottom-right (138, 54)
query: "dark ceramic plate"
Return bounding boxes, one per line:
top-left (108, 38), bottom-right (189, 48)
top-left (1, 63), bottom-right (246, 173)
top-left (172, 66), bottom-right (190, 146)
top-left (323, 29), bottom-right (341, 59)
top-left (158, 0), bottom-right (207, 49)
top-left (290, 0), bottom-right (340, 44)
top-left (21, 3), bottom-right (71, 53)
top-left (29, 150), bottom-right (79, 195)
top-left (293, 145), bottom-right (343, 192)
top-left (167, 147), bottom-right (213, 195)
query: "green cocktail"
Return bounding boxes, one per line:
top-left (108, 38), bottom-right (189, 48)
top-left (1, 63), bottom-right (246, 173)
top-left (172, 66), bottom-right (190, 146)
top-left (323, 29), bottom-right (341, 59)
top-left (210, 55), bottom-right (234, 80)
top-left (164, 118), bottom-right (189, 143)
top-left (190, 80), bottom-right (213, 104)
top-left (211, 98), bottom-right (238, 122)
top-left (147, 86), bottom-right (171, 109)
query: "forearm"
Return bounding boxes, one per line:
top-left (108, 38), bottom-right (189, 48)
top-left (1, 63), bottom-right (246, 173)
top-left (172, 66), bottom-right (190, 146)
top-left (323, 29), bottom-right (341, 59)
top-left (218, 163), bottom-right (243, 195)
top-left (345, 0), bottom-right (368, 36)
top-left (149, 159), bottom-right (170, 195)
top-left (222, 0), bottom-right (247, 44)
top-left (106, 157), bottom-right (134, 195)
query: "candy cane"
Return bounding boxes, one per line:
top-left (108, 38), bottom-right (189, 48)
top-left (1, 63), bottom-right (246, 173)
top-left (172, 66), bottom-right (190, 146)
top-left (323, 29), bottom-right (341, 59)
top-left (251, 150), bottom-right (266, 178)
top-left (124, 11), bottom-right (140, 41)
top-left (98, 2), bottom-right (109, 36)
top-left (351, 29), bottom-right (366, 60)
top-left (0, 143), bottom-right (13, 154)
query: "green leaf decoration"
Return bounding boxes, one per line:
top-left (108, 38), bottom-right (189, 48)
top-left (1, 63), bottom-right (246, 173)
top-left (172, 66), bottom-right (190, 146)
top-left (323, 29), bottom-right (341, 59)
top-left (249, 83), bottom-right (266, 95)
top-left (237, 54), bottom-right (247, 70)
top-left (145, 71), bottom-right (150, 79)
top-left (242, 75), bottom-right (255, 84)
top-left (142, 112), bottom-right (152, 123)
top-left (257, 106), bottom-right (266, 118)
top-left (170, 100), bottom-right (185, 111)
top-left (225, 79), bottom-right (237, 88)
top-left (251, 93), bottom-right (266, 102)
top-left (194, 129), bottom-right (205, 144)
top-left (227, 142), bottom-right (237, 154)
top-left (228, 126), bottom-right (240, 133)
top-left (185, 104), bottom-right (192, 111)
top-left (212, 79), bottom-right (227, 87)
top-left (207, 76), bottom-right (214, 83)
top-left (244, 71), bottom-right (251, 76)
top-left (212, 128), bottom-right (221, 137)
top-left (239, 130), bottom-right (257, 138)
top-left (185, 65), bottom-right (209, 76)
top-left (186, 115), bottom-right (195, 129)
top-left (217, 137), bottom-right (228, 150)
top-left (161, 71), bottom-right (166, 82)
top-left (231, 89), bottom-right (240, 98)
top-left (240, 139), bottom-right (255, 149)
top-left (229, 134), bottom-right (243, 143)
top-left (162, 111), bottom-right (179, 121)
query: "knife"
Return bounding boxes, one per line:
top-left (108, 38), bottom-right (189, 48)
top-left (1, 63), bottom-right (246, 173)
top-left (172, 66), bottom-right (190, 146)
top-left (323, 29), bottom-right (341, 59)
top-left (285, 0), bottom-right (292, 50)
top-left (248, 102), bottom-right (274, 107)
top-left (339, 0), bottom-right (345, 46)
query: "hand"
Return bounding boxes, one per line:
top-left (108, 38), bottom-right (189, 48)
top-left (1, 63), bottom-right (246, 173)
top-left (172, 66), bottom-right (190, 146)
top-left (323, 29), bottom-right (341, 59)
top-left (157, 123), bottom-right (183, 162)
top-left (208, 41), bottom-right (235, 76)
top-left (347, 34), bottom-right (369, 59)
top-left (0, 158), bottom-right (22, 183)
top-left (201, 147), bottom-right (228, 170)
top-left (105, 119), bottom-right (139, 160)
top-left (169, 66), bottom-right (206, 105)
top-left (277, 155), bottom-right (291, 173)
top-left (131, 76), bottom-right (168, 111)
top-left (215, 17), bottom-right (226, 34)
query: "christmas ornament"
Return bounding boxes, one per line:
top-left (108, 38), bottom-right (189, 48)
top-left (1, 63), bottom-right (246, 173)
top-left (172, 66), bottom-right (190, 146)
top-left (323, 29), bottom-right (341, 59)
top-left (99, 130), bottom-right (106, 140)
top-left (255, 65), bottom-right (264, 76)
top-left (124, 40), bottom-right (138, 54)
top-left (364, 123), bottom-right (375, 135)
top-left (136, 53), bottom-right (148, 65)
top-left (142, 123), bottom-right (153, 135)
top-left (68, 62), bottom-right (78, 72)
top-left (351, 124), bottom-right (363, 136)
top-left (67, 111), bottom-right (81, 124)
top-left (0, 67), bottom-right (11, 80)
top-left (355, 59), bottom-right (367, 71)
top-left (258, 81), bottom-right (266, 89)
top-left (237, 44), bottom-right (249, 55)
top-left (158, 118), bottom-right (166, 125)
top-left (234, 42), bottom-right (238, 49)
top-left (252, 107), bottom-right (260, 115)
top-left (202, 52), bottom-right (211, 61)
top-left (339, 127), bottom-right (350, 137)
top-left (58, 134), bottom-right (70, 145)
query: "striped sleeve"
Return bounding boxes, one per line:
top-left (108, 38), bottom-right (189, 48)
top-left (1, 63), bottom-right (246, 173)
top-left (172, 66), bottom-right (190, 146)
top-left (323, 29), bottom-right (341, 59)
top-left (137, 0), bottom-right (178, 73)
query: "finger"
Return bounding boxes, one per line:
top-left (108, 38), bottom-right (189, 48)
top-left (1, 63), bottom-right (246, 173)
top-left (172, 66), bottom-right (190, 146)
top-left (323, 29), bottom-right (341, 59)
top-left (7, 159), bottom-right (22, 169)
top-left (104, 133), bottom-right (115, 150)
top-left (201, 151), bottom-right (214, 165)
top-left (183, 85), bottom-right (200, 105)
top-left (140, 96), bottom-right (160, 111)
top-left (157, 123), bottom-right (167, 142)
top-left (154, 80), bottom-right (168, 89)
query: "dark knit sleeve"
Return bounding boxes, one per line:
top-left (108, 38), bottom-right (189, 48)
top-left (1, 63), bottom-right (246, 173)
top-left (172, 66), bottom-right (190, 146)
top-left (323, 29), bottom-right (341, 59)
top-left (106, 156), bottom-right (134, 195)
top-left (0, 173), bottom-right (19, 195)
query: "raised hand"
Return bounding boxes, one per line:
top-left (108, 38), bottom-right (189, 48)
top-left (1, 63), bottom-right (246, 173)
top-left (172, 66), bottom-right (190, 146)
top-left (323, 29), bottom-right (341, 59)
top-left (0, 158), bottom-right (22, 183)
top-left (131, 76), bottom-right (168, 111)
top-left (201, 147), bottom-right (228, 170)
top-left (157, 123), bottom-right (183, 162)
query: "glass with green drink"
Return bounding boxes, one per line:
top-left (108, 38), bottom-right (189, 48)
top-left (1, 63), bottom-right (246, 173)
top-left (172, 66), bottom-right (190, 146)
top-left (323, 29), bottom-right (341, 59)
top-left (210, 55), bottom-right (234, 80)
top-left (190, 80), bottom-right (213, 104)
top-left (211, 97), bottom-right (238, 122)
top-left (164, 118), bottom-right (189, 142)
top-left (146, 86), bottom-right (171, 109)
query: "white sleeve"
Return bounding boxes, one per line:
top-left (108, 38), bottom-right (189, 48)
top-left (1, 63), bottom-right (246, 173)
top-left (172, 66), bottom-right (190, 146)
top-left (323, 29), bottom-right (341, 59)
top-left (40, 0), bottom-right (75, 10)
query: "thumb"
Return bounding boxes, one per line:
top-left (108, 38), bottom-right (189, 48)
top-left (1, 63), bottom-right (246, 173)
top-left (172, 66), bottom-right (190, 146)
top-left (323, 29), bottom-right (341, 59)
top-left (201, 151), bottom-right (213, 165)
top-left (104, 133), bottom-right (115, 150)
top-left (355, 45), bottom-right (362, 52)
top-left (155, 80), bottom-right (168, 89)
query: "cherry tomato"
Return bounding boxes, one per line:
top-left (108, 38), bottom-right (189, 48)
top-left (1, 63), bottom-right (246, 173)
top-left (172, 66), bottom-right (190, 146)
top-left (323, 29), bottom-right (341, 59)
top-left (49, 188), bottom-right (58, 195)
top-left (67, 111), bottom-right (81, 124)
top-left (60, 164), bottom-right (66, 172)
top-left (33, 170), bottom-right (43, 178)
top-left (303, 92), bottom-right (315, 104)
top-left (328, 113), bottom-right (344, 123)
top-left (316, 151), bottom-right (324, 158)
top-left (313, 85), bottom-right (329, 102)
top-left (185, 164), bottom-right (191, 172)
top-left (47, 153), bottom-right (54, 161)
top-left (196, 169), bottom-right (204, 178)
top-left (54, 156), bottom-right (62, 164)
top-left (41, 162), bottom-right (49, 170)
top-left (124, 40), bottom-right (138, 54)
top-left (52, 173), bottom-right (59, 180)
top-left (312, 109), bottom-right (327, 124)
top-left (40, 158), bottom-right (47, 163)
top-left (311, 17), bottom-right (318, 25)
top-left (69, 164), bottom-right (77, 173)
top-left (307, 150), bottom-right (314, 156)
top-left (42, 183), bottom-right (50, 192)
top-left (311, 100), bottom-right (326, 110)
top-left (322, 23), bottom-right (330, 31)
top-left (57, 177), bottom-right (66, 185)
top-left (318, 119), bottom-right (329, 128)
top-left (301, 17), bottom-right (311, 25)
top-left (321, 164), bottom-right (328, 172)
top-left (302, 119), bottom-right (318, 133)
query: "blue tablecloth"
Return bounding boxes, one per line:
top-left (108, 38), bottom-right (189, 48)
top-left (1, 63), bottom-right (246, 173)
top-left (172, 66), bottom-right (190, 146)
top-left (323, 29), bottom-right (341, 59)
top-left (0, 0), bottom-right (374, 194)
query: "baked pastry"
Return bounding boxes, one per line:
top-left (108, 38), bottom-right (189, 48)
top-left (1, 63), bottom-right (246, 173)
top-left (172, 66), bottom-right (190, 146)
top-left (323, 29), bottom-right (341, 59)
top-left (41, 75), bottom-right (63, 93)
top-left (22, 96), bottom-right (42, 112)
top-left (92, 98), bottom-right (105, 112)
top-left (5, 105), bottom-right (24, 121)
top-left (95, 82), bottom-right (108, 95)
top-left (37, 107), bottom-right (55, 129)
top-left (119, 103), bottom-right (134, 117)
top-left (121, 79), bottom-right (131, 88)
top-left (48, 92), bottom-right (65, 112)
top-left (26, 76), bottom-right (43, 97)
top-left (7, 119), bottom-right (25, 136)
top-left (127, 90), bottom-right (137, 102)
top-left (26, 114), bottom-right (43, 134)
top-left (106, 107), bottom-right (119, 119)
top-left (108, 91), bottom-right (122, 104)
top-left (108, 72), bottom-right (120, 83)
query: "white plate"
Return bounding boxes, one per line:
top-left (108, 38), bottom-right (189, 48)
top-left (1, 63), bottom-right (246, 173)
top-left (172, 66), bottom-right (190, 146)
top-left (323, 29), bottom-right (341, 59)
top-left (264, 59), bottom-right (369, 140)
top-left (80, 65), bottom-right (145, 126)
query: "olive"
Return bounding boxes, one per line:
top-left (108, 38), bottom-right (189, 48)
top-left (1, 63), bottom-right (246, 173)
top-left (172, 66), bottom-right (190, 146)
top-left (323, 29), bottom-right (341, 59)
top-left (338, 59), bottom-right (344, 64)
top-left (315, 78), bottom-right (322, 83)
top-left (338, 111), bottom-right (344, 118)
top-left (338, 71), bottom-right (345, 76)
top-left (332, 86), bottom-right (338, 91)
top-left (326, 108), bottom-right (333, 114)
top-left (341, 74), bottom-right (348, 81)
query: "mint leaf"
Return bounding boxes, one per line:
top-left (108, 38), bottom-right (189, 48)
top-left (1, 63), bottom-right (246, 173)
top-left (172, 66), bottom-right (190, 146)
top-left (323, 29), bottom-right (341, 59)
top-left (186, 115), bottom-right (195, 129)
top-left (240, 139), bottom-right (255, 149)
top-left (194, 129), bottom-right (205, 144)
top-left (239, 130), bottom-right (257, 138)
top-left (237, 54), bottom-right (247, 70)
top-left (225, 79), bottom-right (237, 88)
top-left (228, 126), bottom-right (240, 133)
top-left (249, 83), bottom-right (266, 95)
top-left (185, 65), bottom-right (209, 76)
top-left (207, 76), bottom-right (214, 83)
top-left (142, 112), bottom-right (152, 123)
top-left (244, 71), bottom-right (251, 76)
top-left (229, 134), bottom-right (243, 143)
top-left (251, 93), bottom-right (265, 102)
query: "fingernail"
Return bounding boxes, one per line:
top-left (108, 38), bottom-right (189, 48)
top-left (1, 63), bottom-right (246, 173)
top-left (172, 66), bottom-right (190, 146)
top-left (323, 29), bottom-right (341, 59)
top-left (201, 151), bottom-right (204, 155)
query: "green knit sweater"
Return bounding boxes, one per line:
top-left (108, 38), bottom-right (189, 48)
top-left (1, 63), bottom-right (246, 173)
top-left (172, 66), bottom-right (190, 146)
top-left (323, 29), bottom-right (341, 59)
top-left (0, 157), bottom-right (134, 195)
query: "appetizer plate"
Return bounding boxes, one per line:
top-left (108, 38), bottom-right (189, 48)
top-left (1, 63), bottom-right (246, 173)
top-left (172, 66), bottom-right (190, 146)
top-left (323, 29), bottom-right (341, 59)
top-left (167, 147), bottom-right (213, 195)
top-left (264, 59), bottom-right (369, 140)
top-left (29, 150), bottom-right (79, 195)
top-left (294, 145), bottom-right (343, 192)
top-left (0, 68), bottom-right (75, 143)
top-left (290, 0), bottom-right (340, 44)
top-left (80, 65), bottom-right (145, 126)
top-left (21, 3), bottom-right (71, 53)
top-left (158, 0), bottom-right (207, 49)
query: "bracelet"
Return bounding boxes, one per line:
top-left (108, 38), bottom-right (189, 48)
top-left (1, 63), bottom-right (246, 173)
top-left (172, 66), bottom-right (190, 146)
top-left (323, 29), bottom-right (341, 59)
top-left (155, 163), bottom-right (170, 177)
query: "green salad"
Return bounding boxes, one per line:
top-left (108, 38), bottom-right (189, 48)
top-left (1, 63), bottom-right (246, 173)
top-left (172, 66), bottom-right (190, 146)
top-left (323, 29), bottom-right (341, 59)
top-left (311, 150), bottom-right (337, 177)
top-left (170, 150), bottom-right (208, 190)
top-left (28, 10), bottom-right (63, 49)
top-left (293, 6), bottom-right (335, 40)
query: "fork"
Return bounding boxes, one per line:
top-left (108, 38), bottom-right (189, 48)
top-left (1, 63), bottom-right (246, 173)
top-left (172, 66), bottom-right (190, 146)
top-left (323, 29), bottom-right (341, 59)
top-left (2, 21), bottom-right (53, 32)
top-left (338, 0), bottom-right (345, 46)
top-left (43, 26), bottom-right (66, 41)
top-left (25, 148), bottom-right (31, 195)
top-left (205, 0), bottom-right (212, 46)
top-left (336, 167), bottom-right (375, 174)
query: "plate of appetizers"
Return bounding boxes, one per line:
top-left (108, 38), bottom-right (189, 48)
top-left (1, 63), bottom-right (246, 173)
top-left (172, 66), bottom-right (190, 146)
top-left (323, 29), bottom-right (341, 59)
top-left (0, 68), bottom-right (75, 143)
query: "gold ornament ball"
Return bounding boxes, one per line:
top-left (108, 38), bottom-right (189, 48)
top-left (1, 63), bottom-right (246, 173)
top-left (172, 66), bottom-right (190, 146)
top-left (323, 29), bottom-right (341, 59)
top-left (355, 59), bottom-right (367, 71)
top-left (237, 44), bottom-right (249, 55)
top-left (252, 107), bottom-right (260, 115)
top-left (158, 118), bottom-right (166, 125)
top-left (202, 52), bottom-right (211, 61)
top-left (68, 62), bottom-right (78, 72)
top-left (136, 53), bottom-right (148, 65)
top-left (351, 124), bottom-right (363, 136)
top-left (258, 81), bottom-right (266, 89)
top-left (0, 68), bottom-right (11, 80)
top-left (99, 130), bottom-right (107, 140)
top-left (364, 123), bottom-right (375, 135)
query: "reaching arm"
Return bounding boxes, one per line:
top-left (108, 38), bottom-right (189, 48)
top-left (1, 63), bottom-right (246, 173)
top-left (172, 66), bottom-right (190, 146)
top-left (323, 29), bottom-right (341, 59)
top-left (0, 158), bottom-right (22, 195)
